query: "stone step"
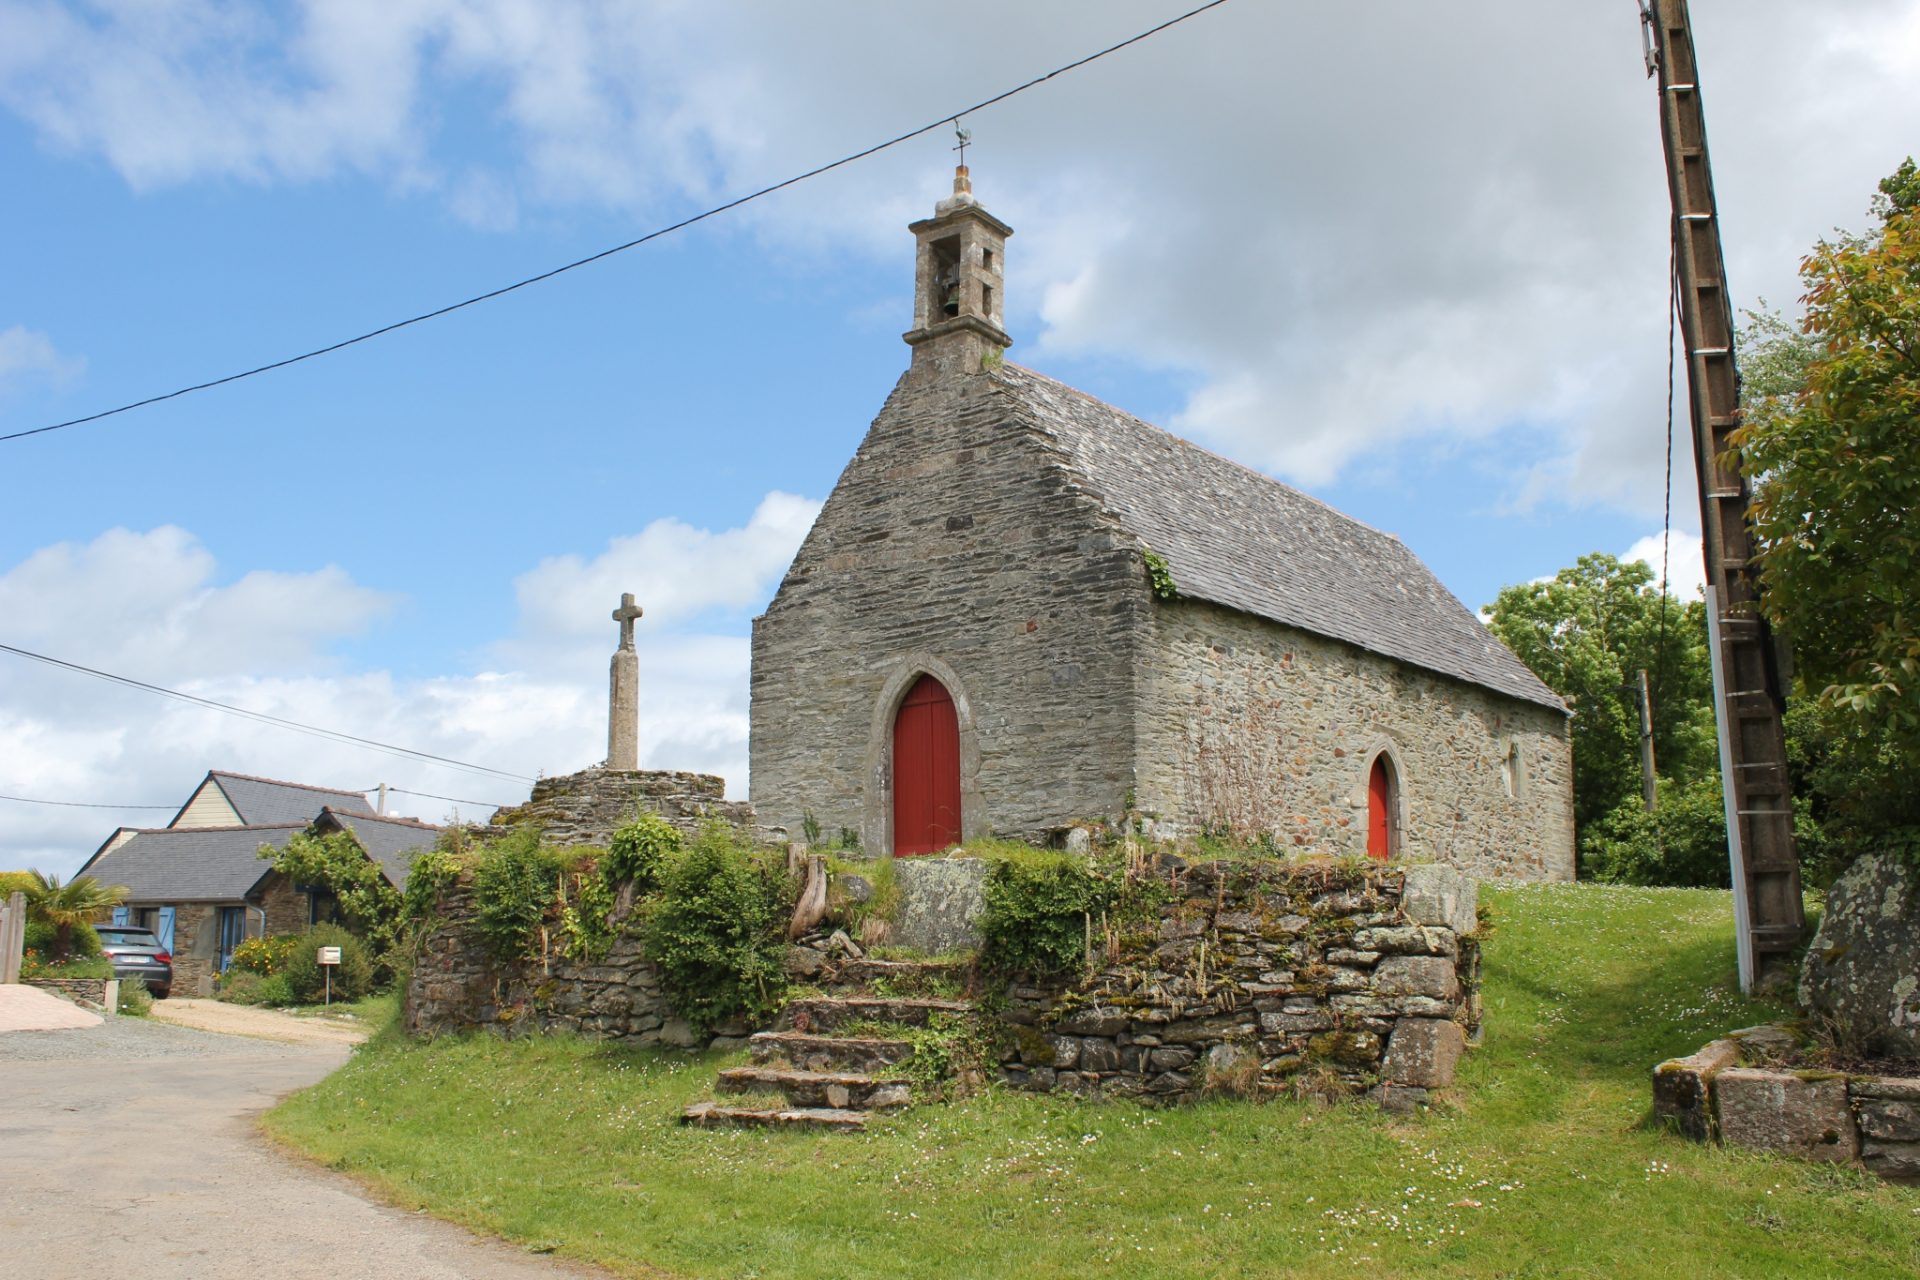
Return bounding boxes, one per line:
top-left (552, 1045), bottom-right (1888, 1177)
top-left (750, 1030), bottom-right (918, 1074)
top-left (822, 957), bottom-right (974, 997)
top-left (680, 1100), bottom-right (868, 1132)
top-left (717, 1065), bottom-right (913, 1111)
top-left (779, 996), bottom-right (975, 1034)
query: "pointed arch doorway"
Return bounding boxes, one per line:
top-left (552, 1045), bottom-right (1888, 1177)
top-left (892, 674), bottom-right (962, 855)
top-left (1367, 753), bottom-right (1398, 861)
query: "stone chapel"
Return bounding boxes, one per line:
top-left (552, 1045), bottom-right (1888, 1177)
top-left (749, 170), bottom-right (1575, 881)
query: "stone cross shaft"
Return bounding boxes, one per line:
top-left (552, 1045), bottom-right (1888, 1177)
top-left (608, 592), bottom-right (643, 770)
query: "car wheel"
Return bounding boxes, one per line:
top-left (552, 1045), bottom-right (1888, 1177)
top-left (151, 985), bottom-right (170, 999)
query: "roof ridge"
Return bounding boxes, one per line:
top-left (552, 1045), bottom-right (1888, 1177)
top-left (993, 361), bottom-right (1405, 545)
top-left (321, 806), bottom-right (443, 830)
top-left (209, 770), bottom-right (369, 797)
top-left (129, 821), bottom-right (309, 834)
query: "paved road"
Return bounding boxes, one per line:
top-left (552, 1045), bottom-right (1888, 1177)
top-left (149, 995), bottom-right (371, 1047)
top-left (1, 1012), bottom-right (613, 1279)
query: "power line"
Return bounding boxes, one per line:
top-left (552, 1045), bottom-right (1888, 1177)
top-left (0, 642), bottom-right (533, 784)
top-left (1, 0), bottom-right (1234, 446)
top-left (0, 793), bottom-right (175, 810)
top-left (368, 786), bottom-right (515, 810)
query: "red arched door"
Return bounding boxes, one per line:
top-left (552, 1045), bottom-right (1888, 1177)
top-left (1367, 755), bottom-right (1395, 861)
top-left (893, 674), bottom-right (961, 855)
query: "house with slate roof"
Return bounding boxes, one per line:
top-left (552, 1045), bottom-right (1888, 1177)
top-left (750, 171), bottom-right (1574, 880)
top-left (79, 771), bottom-right (444, 995)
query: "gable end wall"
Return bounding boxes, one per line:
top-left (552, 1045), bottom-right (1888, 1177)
top-left (751, 367), bottom-right (1147, 848)
top-left (1135, 597), bottom-right (1573, 880)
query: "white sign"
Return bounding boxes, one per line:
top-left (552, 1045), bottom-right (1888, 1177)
top-left (317, 946), bottom-right (342, 966)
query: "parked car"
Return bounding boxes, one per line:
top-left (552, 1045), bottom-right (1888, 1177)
top-left (94, 926), bottom-right (172, 998)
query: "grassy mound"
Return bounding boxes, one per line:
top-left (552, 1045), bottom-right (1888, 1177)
top-left (264, 884), bottom-right (1920, 1279)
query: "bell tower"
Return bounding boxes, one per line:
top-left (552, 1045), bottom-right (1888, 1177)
top-left (904, 166), bottom-right (1013, 375)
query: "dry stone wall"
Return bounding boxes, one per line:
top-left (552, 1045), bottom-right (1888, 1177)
top-left (404, 881), bottom-right (705, 1047)
top-left (1000, 861), bottom-right (1482, 1107)
top-left (491, 767), bottom-right (758, 847)
top-left (1135, 599), bottom-right (1574, 881)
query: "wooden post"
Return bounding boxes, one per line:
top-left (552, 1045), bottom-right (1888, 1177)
top-left (1, 890), bottom-right (25, 984)
top-left (1635, 668), bottom-right (1659, 813)
top-left (1644, 0), bottom-right (1805, 989)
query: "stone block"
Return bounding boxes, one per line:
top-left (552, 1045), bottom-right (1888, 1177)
top-left (1861, 1140), bottom-right (1920, 1181)
top-left (1325, 948), bottom-right (1381, 967)
top-left (1652, 1039), bottom-right (1739, 1140)
top-left (1400, 864), bottom-right (1479, 936)
top-left (1079, 1039), bottom-right (1125, 1074)
top-left (891, 856), bottom-right (988, 954)
top-left (1372, 955), bottom-right (1460, 1002)
top-left (1148, 1046), bottom-right (1196, 1072)
top-left (1049, 1035), bottom-right (1082, 1070)
top-left (657, 1018), bottom-right (703, 1048)
top-left (1382, 1018), bottom-right (1467, 1088)
top-left (1262, 1010), bottom-right (1332, 1035)
top-left (1056, 1008), bottom-right (1128, 1037)
top-left (1714, 1068), bottom-right (1859, 1163)
top-left (1854, 1097), bottom-right (1920, 1143)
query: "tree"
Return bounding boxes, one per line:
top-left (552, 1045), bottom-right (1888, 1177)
top-left (1485, 554), bottom-right (1719, 844)
top-left (261, 830), bottom-right (404, 970)
top-left (1733, 158), bottom-right (1920, 865)
top-left (23, 870), bottom-right (127, 962)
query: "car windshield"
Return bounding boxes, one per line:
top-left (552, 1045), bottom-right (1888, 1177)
top-left (96, 930), bottom-right (158, 946)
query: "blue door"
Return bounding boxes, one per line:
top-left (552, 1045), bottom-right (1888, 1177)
top-left (111, 906), bottom-right (129, 926)
top-left (217, 907), bottom-right (246, 971)
top-left (157, 906), bottom-right (176, 954)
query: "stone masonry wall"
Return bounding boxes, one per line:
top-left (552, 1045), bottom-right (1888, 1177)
top-left (1001, 861), bottom-right (1482, 1107)
top-left (1134, 599), bottom-right (1574, 881)
top-left (750, 363), bottom-right (1146, 852)
top-left (491, 767), bottom-right (758, 848)
top-left (405, 881), bottom-right (702, 1047)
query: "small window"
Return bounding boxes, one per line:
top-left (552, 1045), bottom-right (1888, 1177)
top-left (1501, 741), bottom-right (1522, 798)
top-left (982, 283), bottom-right (994, 318)
top-left (982, 247), bottom-right (995, 272)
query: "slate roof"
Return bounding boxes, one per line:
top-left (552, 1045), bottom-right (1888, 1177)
top-left (315, 808), bottom-right (442, 892)
top-left (81, 824), bottom-right (304, 903)
top-left (202, 771), bottom-right (374, 826)
top-left (996, 364), bottom-right (1564, 711)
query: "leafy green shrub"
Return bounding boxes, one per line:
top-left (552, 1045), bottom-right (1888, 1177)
top-left (220, 970), bottom-right (298, 1006)
top-left (642, 822), bottom-right (795, 1027)
top-left (1582, 775), bottom-right (1731, 888)
top-left (24, 918), bottom-right (103, 960)
top-left (117, 980), bottom-right (154, 1016)
top-left (22, 951), bottom-right (112, 980)
top-left (262, 831), bottom-right (405, 970)
top-left (559, 870), bottom-right (617, 962)
top-left (229, 934), bottom-right (300, 975)
top-left (603, 811), bottom-right (682, 894)
top-left (402, 846), bottom-right (464, 921)
top-left (281, 925), bottom-right (374, 1003)
top-left (979, 852), bottom-right (1101, 976)
top-left (470, 829), bottom-right (567, 962)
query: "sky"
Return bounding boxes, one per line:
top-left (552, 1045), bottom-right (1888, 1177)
top-left (3, 0), bottom-right (1917, 876)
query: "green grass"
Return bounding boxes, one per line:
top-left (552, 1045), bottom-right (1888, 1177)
top-left (264, 885), bottom-right (1920, 1279)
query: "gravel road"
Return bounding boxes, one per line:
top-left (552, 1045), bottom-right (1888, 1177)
top-left (1, 1012), bottom-right (615, 1279)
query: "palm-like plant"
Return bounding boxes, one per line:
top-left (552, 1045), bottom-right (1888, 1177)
top-left (25, 870), bottom-right (129, 962)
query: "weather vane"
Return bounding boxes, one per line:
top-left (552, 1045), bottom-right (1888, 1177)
top-left (952, 120), bottom-right (972, 167)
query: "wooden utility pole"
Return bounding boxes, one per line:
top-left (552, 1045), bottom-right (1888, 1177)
top-left (1633, 669), bottom-right (1658, 813)
top-left (1641, 0), bottom-right (1804, 990)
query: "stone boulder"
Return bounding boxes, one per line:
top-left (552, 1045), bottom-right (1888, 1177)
top-left (1799, 851), bottom-right (1920, 1058)
top-left (1400, 864), bottom-right (1479, 937)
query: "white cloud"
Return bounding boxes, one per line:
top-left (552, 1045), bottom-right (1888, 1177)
top-left (0, 498), bottom-right (815, 877)
top-left (1622, 530), bottom-right (1706, 602)
top-left (4, 2), bottom-right (1916, 517)
top-left (0, 324), bottom-right (82, 389)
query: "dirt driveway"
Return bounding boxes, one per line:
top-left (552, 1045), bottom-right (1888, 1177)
top-left (0, 1009), bottom-right (614, 1279)
top-left (149, 995), bottom-right (372, 1047)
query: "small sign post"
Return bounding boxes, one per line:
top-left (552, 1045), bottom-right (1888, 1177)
top-left (317, 945), bottom-right (342, 1006)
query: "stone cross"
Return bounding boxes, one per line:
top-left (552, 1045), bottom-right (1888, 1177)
top-left (613, 592), bottom-right (643, 650)
top-left (607, 593), bottom-right (642, 770)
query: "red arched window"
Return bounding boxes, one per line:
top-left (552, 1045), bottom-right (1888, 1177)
top-left (892, 674), bottom-right (961, 855)
top-left (1367, 754), bottom-right (1397, 861)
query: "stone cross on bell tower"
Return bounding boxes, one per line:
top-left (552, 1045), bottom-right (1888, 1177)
top-left (607, 592), bottom-right (642, 771)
